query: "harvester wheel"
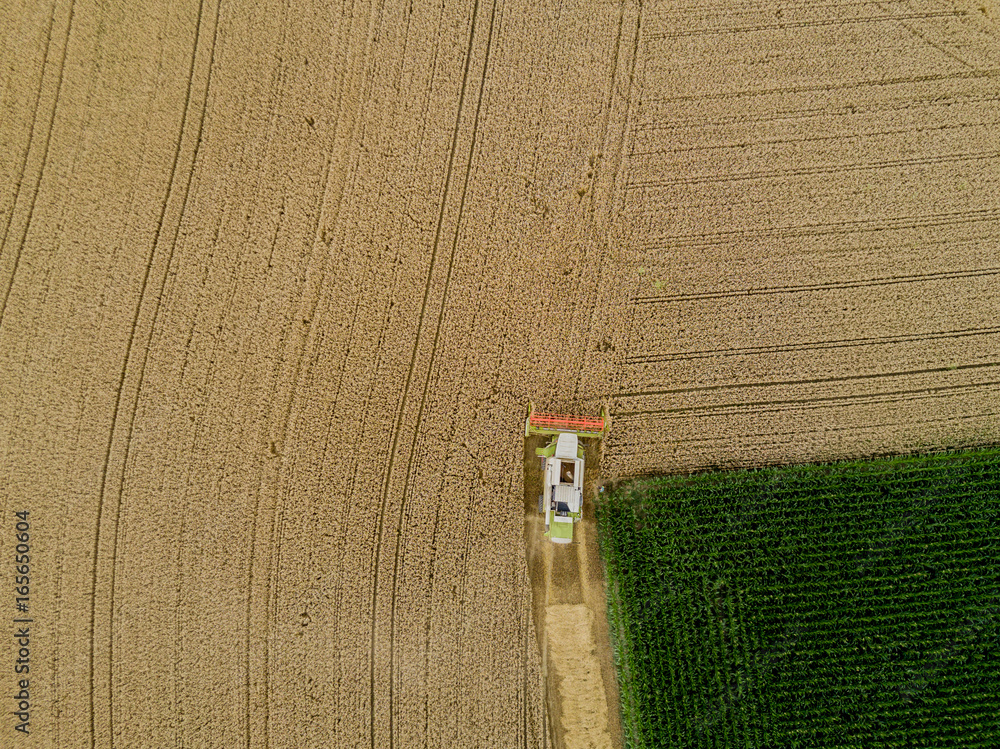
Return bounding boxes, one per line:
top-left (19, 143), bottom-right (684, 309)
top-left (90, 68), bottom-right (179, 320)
top-left (538, 494), bottom-right (544, 514)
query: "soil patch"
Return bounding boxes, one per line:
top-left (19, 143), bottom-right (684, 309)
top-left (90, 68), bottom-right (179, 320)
top-left (545, 604), bottom-right (614, 749)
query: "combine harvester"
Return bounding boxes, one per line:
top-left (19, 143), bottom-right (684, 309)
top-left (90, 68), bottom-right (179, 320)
top-left (525, 402), bottom-right (607, 544)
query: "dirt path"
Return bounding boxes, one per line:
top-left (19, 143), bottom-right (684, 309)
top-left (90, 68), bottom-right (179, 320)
top-left (524, 435), bottom-right (624, 749)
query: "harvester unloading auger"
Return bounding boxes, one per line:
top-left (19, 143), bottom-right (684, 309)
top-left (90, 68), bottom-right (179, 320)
top-left (525, 402), bottom-right (607, 544)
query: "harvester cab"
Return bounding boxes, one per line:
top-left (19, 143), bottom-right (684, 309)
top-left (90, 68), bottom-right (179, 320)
top-left (525, 403), bottom-right (607, 544)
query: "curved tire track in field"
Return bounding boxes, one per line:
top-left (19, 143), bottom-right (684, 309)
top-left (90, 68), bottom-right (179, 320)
top-left (0, 0), bottom-right (74, 332)
top-left (383, 1), bottom-right (499, 745)
top-left (1, 6), bottom-right (73, 747)
top-left (0, 0), bottom-right (59, 248)
top-left (364, 2), bottom-right (479, 741)
top-left (89, 0), bottom-right (221, 743)
top-left (250, 1), bottom-right (389, 745)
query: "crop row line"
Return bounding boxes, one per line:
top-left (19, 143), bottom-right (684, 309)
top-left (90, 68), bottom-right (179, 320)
top-left (636, 207), bottom-right (1000, 253)
top-left (635, 68), bottom-right (1000, 105)
top-left (631, 90), bottom-right (1000, 133)
top-left (643, 10), bottom-right (965, 39)
top-left (625, 325), bottom-right (1000, 364)
top-left (645, 0), bottom-right (891, 16)
top-left (626, 149), bottom-right (1000, 190)
top-left (613, 378), bottom-right (1000, 419)
top-left (652, 512), bottom-right (997, 535)
top-left (615, 361), bottom-right (1000, 400)
top-left (627, 410), bottom-right (999, 451)
top-left (629, 116), bottom-right (1000, 158)
top-left (626, 470), bottom-right (998, 506)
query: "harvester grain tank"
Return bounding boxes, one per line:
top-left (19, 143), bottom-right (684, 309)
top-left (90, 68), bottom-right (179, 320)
top-left (525, 402), bottom-right (607, 544)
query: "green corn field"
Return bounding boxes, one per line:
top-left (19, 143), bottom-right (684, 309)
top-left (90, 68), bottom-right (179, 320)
top-left (596, 448), bottom-right (1000, 749)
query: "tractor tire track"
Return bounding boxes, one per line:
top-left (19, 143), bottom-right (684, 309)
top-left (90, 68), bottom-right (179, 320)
top-left (625, 325), bottom-right (1000, 364)
top-left (643, 9), bottom-right (967, 40)
top-left (639, 68), bottom-right (1000, 105)
top-left (632, 90), bottom-right (1000, 133)
top-left (648, 0), bottom-right (884, 14)
top-left (195, 34), bottom-right (296, 744)
top-left (367, 0), bottom-right (490, 745)
top-left (9, 8), bottom-right (78, 745)
top-left (632, 266), bottom-right (1000, 305)
top-left (167, 13), bottom-right (292, 738)
top-left (385, 0), bottom-right (499, 733)
top-left (0, 0), bottom-right (75, 334)
top-left (573, 0), bottom-right (644, 400)
top-left (626, 149), bottom-right (1000, 190)
top-left (251, 1), bottom-right (389, 745)
top-left (615, 379), bottom-right (1000, 419)
top-left (587, 0), bottom-right (639, 225)
top-left (657, 409), bottom-right (1000, 446)
top-left (242, 4), bottom-right (388, 741)
top-left (393, 0), bottom-right (500, 734)
top-left (0, 0), bottom-right (59, 247)
top-left (615, 360), bottom-right (1000, 399)
top-left (630, 118), bottom-right (1000, 157)
top-left (638, 207), bottom-right (1000, 251)
top-left (88, 0), bottom-right (220, 743)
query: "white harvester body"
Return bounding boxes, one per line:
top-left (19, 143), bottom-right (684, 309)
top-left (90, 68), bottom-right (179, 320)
top-left (541, 433), bottom-right (584, 544)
